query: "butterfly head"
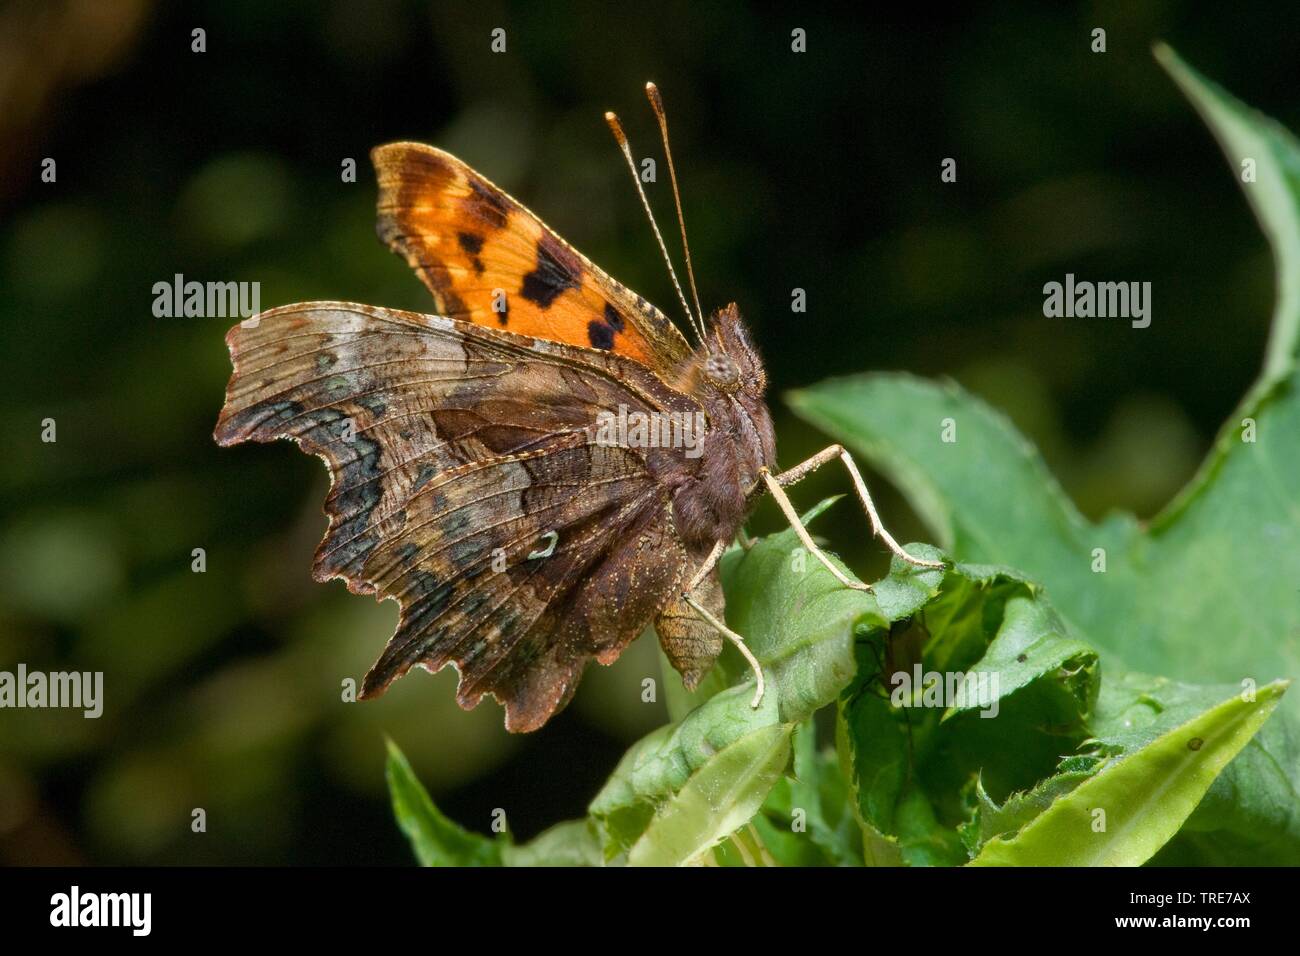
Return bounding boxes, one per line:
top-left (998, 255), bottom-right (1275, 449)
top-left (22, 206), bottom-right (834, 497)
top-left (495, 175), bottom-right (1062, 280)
top-left (700, 303), bottom-right (765, 393)
top-left (687, 303), bottom-right (777, 488)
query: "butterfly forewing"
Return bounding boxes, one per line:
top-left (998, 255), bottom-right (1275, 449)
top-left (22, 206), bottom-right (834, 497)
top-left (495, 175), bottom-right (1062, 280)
top-left (372, 142), bottom-right (693, 369)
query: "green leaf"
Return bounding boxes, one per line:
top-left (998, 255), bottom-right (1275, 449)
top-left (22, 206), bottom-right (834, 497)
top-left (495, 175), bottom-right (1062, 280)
top-left (499, 820), bottom-right (605, 867)
top-left (1091, 671), bottom-right (1300, 866)
top-left (720, 497), bottom-right (894, 720)
top-left (950, 590), bottom-right (1096, 720)
top-left (786, 720), bottom-right (863, 864)
top-left (835, 708), bottom-right (905, 866)
top-left (385, 738), bottom-right (502, 866)
top-left (970, 681), bottom-right (1288, 865)
top-left (1154, 43), bottom-right (1300, 388)
top-left (958, 667), bottom-right (1286, 859)
top-left (960, 771), bottom-right (1097, 856)
top-left (588, 503), bottom-right (971, 865)
top-left (628, 723), bottom-right (793, 866)
top-left (388, 739), bottom-right (608, 866)
top-left (837, 562), bottom-right (1099, 866)
top-left (601, 530), bottom-right (1087, 866)
top-left (787, 47), bottom-right (1300, 866)
top-left (798, 364), bottom-right (1300, 693)
top-left (757, 720), bottom-right (863, 865)
top-left (708, 820), bottom-right (782, 866)
top-left (1148, 44), bottom-right (1300, 529)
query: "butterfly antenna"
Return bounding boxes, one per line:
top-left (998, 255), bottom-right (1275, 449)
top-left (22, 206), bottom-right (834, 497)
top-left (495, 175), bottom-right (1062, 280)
top-left (645, 82), bottom-right (705, 331)
top-left (605, 110), bottom-right (706, 342)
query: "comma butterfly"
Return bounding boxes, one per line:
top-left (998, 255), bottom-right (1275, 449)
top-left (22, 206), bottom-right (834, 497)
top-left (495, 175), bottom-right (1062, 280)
top-left (214, 84), bottom-right (942, 732)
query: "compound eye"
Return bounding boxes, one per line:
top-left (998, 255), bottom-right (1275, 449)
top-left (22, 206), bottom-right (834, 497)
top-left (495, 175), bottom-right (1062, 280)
top-left (703, 353), bottom-right (740, 387)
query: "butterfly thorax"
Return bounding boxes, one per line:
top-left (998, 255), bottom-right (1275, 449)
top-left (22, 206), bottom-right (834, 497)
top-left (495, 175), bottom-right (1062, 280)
top-left (664, 304), bottom-right (777, 553)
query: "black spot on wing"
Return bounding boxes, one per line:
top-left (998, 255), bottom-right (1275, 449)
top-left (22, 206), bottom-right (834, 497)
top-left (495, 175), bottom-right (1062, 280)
top-left (465, 177), bottom-right (510, 229)
top-left (356, 395), bottom-right (387, 419)
top-left (521, 234), bottom-right (582, 309)
top-left (457, 232), bottom-right (486, 275)
top-left (587, 320), bottom-right (615, 350)
top-left (603, 302), bottom-right (625, 332)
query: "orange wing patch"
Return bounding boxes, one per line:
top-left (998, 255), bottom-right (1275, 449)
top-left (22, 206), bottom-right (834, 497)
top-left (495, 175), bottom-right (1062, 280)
top-left (372, 142), bottom-right (692, 372)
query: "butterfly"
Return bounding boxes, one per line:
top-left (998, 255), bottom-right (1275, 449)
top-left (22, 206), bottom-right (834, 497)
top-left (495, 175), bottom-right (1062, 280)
top-left (213, 83), bottom-right (942, 732)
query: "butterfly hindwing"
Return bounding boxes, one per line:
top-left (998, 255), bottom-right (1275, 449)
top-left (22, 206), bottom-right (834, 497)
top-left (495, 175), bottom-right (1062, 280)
top-left (360, 440), bottom-right (686, 731)
top-left (214, 301), bottom-right (697, 729)
top-left (372, 141), bottom-right (693, 370)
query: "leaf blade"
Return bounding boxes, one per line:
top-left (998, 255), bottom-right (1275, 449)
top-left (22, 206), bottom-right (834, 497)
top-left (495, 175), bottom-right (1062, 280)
top-left (970, 681), bottom-right (1288, 866)
top-left (385, 738), bottom-right (502, 866)
top-left (627, 723), bottom-right (793, 866)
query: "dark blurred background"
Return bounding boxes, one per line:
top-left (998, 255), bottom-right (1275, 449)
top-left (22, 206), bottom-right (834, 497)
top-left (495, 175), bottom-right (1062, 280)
top-left (1, 1), bottom-right (1296, 864)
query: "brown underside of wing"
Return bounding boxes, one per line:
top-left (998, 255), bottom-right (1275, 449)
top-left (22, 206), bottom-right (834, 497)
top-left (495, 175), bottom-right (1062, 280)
top-left (214, 301), bottom-right (696, 730)
top-left (354, 438), bottom-right (686, 732)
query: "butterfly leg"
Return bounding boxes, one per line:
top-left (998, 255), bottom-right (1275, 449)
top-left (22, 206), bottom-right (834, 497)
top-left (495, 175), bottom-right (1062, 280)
top-left (765, 445), bottom-right (946, 571)
top-left (685, 538), bottom-right (727, 593)
top-left (682, 592), bottom-right (765, 709)
top-left (760, 468), bottom-right (874, 592)
top-left (684, 542), bottom-right (765, 706)
top-left (661, 551), bottom-right (765, 709)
